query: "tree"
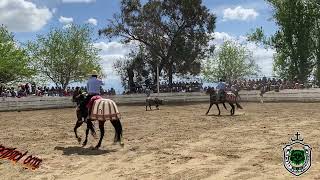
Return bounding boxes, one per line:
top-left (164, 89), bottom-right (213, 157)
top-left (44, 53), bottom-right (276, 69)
top-left (0, 25), bottom-right (35, 85)
top-left (113, 46), bottom-right (152, 92)
top-left (99, 0), bottom-right (216, 88)
top-left (202, 41), bottom-right (259, 82)
top-left (27, 24), bottom-right (102, 89)
top-left (248, 0), bottom-right (318, 83)
top-left (310, 0), bottom-right (320, 85)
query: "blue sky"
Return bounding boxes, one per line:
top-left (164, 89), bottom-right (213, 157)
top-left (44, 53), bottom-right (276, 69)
top-left (1, 0), bottom-right (277, 92)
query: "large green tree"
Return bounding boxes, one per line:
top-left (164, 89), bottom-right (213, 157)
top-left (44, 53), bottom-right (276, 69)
top-left (310, 1), bottom-right (320, 85)
top-left (248, 0), bottom-right (318, 83)
top-left (202, 40), bottom-right (259, 82)
top-left (114, 46), bottom-right (153, 91)
top-left (99, 0), bottom-right (216, 88)
top-left (0, 25), bottom-right (35, 85)
top-left (27, 24), bottom-right (102, 89)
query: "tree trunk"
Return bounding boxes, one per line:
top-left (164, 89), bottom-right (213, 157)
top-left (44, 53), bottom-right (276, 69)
top-left (168, 66), bottom-right (173, 91)
top-left (128, 68), bottom-right (134, 92)
top-left (316, 61), bottom-right (320, 86)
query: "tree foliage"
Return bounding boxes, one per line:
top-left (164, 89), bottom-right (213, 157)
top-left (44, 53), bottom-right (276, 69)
top-left (27, 24), bottom-right (102, 89)
top-left (100, 0), bottom-right (216, 87)
top-left (113, 46), bottom-right (153, 91)
top-left (0, 25), bottom-right (35, 84)
top-left (248, 0), bottom-right (319, 83)
top-left (202, 41), bottom-right (259, 82)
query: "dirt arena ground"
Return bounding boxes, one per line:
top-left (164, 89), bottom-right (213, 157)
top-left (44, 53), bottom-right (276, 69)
top-left (1, 102), bottom-right (320, 180)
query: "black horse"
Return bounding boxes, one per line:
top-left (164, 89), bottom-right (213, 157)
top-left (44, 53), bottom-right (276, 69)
top-left (146, 97), bottom-right (163, 111)
top-left (74, 94), bottom-right (123, 149)
top-left (205, 87), bottom-right (243, 116)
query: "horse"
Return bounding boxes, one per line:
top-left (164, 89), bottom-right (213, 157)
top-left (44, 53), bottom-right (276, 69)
top-left (205, 87), bottom-right (243, 116)
top-left (74, 94), bottom-right (123, 149)
top-left (146, 97), bottom-right (163, 111)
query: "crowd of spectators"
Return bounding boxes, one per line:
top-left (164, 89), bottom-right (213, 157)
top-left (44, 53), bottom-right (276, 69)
top-left (202, 77), bottom-right (316, 93)
top-left (123, 81), bottom-right (203, 94)
top-left (1, 77), bottom-right (318, 98)
top-left (0, 83), bottom-right (116, 98)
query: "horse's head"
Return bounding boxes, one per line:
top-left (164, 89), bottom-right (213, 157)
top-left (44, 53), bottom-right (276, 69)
top-left (75, 93), bottom-right (86, 103)
top-left (206, 87), bottom-right (216, 95)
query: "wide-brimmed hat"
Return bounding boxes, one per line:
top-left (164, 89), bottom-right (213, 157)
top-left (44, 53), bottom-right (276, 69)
top-left (90, 70), bottom-right (98, 76)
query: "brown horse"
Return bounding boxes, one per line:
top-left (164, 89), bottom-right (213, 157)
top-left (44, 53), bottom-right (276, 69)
top-left (205, 87), bottom-right (243, 116)
top-left (74, 94), bottom-right (123, 149)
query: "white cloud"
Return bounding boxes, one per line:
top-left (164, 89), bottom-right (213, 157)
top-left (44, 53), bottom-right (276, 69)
top-left (223, 6), bottom-right (259, 21)
top-left (94, 41), bottom-right (138, 56)
top-left (213, 32), bottom-right (233, 40)
top-left (62, 24), bottom-right (72, 29)
top-left (61, 0), bottom-right (95, 3)
top-left (0, 0), bottom-right (52, 32)
top-left (59, 16), bottom-right (73, 24)
top-left (86, 18), bottom-right (98, 26)
top-left (94, 41), bottom-right (134, 80)
top-left (52, 8), bottom-right (57, 14)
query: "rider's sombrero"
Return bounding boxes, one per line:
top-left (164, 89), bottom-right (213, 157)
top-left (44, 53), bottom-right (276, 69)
top-left (90, 70), bottom-right (98, 76)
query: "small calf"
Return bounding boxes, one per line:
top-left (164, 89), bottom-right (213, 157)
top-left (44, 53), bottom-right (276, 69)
top-left (146, 97), bottom-right (163, 111)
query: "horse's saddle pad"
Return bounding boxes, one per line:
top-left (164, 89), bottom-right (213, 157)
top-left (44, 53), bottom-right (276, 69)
top-left (90, 99), bottom-right (120, 121)
top-left (226, 92), bottom-right (236, 102)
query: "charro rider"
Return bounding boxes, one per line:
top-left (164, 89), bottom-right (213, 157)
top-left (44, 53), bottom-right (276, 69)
top-left (216, 78), bottom-right (226, 102)
top-left (84, 70), bottom-right (104, 119)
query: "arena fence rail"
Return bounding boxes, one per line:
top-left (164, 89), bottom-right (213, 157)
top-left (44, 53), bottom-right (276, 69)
top-left (1, 89), bottom-right (320, 112)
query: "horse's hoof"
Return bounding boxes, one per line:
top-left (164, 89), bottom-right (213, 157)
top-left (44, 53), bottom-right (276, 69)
top-left (82, 142), bottom-right (87, 147)
top-left (94, 145), bottom-right (100, 149)
top-left (91, 133), bottom-right (98, 139)
top-left (77, 137), bottom-right (82, 144)
top-left (120, 142), bottom-right (124, 147)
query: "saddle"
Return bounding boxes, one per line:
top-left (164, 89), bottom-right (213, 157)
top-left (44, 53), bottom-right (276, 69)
top-left (86, 95), bottom-right (102, 110)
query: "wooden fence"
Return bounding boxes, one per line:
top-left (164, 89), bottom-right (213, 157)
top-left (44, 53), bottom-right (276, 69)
top-left (1, 89), bottom-right (320, 112)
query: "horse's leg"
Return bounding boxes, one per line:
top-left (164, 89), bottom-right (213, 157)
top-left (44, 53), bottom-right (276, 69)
top-left (95, 121), bottom-right (106, 149)
top-left (74, 120), bottom-right (83, 144)
top-left (114, 119), bottom-right (124, 146)
top-left (216, 104), bottom-right (221, 116)
top-left (222, 103), bottom-right (227, 110)
top-left (205, 103), bottom-right (213, 115)
top-left (229, 103), bottom-right (235, 116)
top-left (110, 120), bottom-right (118, 144)
top-left (87, 120), bottom-right (96, 138)
top-left (82, 123), bottom-right (90, 147)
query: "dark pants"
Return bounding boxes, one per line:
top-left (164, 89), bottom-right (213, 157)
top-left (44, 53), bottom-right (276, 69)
top-left (218, 90), bottom-right (225, 101)
top-left (84, 94), bottom-right (99, 119)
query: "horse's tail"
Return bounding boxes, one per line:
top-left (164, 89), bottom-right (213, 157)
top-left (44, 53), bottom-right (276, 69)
top-left (235, 102), bottom-right (243, 109)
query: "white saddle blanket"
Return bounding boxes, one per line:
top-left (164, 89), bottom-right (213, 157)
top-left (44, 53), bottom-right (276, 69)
top-left (90, 99), bottom-right (120, 121)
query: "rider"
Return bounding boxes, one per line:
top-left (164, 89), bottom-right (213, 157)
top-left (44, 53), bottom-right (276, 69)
top-left (216, 79), bottom-right (226, 101)
top-left (145, 87), bottom-right (151, 98)
top-left (84, 70), bottom-right (104, 119)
